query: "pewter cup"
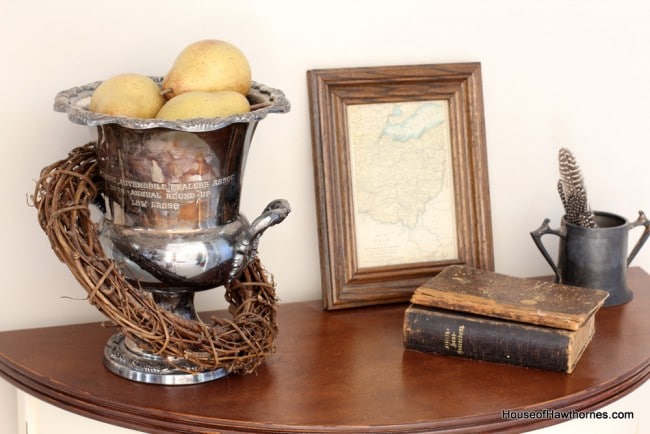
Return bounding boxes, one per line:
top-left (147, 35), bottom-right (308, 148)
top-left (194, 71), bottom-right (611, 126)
top-left (530, 211), bottom-right (650, 306)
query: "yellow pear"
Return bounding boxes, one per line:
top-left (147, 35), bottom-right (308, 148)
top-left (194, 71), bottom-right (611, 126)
top-left (89, 73), bottom-right (165, 118)
top-left (161, 39), bottom-right (251, 99)
top-left (155, 91), bottom-right (251, 120)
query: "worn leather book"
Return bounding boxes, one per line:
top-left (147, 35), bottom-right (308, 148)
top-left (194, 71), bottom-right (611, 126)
top-left (403, 305), bottom-right (595, 373)
top-left (403, 265), bottom-right (609, 373)
top-left (409, 265), bottom-right (609, 331)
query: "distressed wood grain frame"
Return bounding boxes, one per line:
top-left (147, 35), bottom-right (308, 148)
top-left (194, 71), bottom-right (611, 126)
top-left (308, 63), bottom-right (493, 310)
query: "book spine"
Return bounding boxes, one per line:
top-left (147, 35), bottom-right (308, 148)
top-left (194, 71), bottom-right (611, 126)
top-left (403, 305), bottom-right (573, 372)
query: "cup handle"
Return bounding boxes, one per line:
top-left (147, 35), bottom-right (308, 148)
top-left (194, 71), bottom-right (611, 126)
top-left (530, 218), bottom-right (563, 281)
top-left (627, 210), bottom-right (650, 265)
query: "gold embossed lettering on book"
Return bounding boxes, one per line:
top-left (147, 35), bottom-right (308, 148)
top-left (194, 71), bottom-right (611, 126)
top-left (403, 265), bottom-right (609, 373)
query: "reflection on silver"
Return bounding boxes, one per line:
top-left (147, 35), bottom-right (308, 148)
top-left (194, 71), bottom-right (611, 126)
top-left (99, 200), bottom-right (290, 291)
top-left (56, 79), bottom-right (291, 384)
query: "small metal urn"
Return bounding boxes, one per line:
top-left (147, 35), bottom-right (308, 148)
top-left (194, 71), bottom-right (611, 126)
top-left (531, 211), bottom-right (650, 306)
top-left (54, 79), bottom-right (290, 384)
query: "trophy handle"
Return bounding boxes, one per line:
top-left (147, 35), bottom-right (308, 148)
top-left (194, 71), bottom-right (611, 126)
top-left (229, 199), bottom-right (291, 283)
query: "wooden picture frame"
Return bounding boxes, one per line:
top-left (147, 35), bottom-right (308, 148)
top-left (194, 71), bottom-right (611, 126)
top-left (308, 63), bottom-right (493, 310)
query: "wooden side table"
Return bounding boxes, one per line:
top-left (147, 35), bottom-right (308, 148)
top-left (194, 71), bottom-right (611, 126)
top-left (0, 268), bottom-right (648, 433)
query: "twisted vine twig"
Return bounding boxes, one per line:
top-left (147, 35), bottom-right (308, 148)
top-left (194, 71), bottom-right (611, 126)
top-left (31, 143), bottom-right (278, 374)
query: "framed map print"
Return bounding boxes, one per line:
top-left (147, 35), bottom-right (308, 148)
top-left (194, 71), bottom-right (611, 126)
top-left (308, 63), bottom-right (493, 310)
top-left (347, 100), bottom-right (457, 268)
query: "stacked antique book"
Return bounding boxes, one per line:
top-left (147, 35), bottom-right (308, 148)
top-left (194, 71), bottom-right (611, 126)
top-left (403, 265), bottom-right (609, 373)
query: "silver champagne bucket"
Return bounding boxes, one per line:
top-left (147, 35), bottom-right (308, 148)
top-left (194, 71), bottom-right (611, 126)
top-left (54, 79), bottom-right (291, 384)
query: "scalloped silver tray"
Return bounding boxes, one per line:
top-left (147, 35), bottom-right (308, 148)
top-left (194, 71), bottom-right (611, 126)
top-left (54, 77), bottom-right (290, 132)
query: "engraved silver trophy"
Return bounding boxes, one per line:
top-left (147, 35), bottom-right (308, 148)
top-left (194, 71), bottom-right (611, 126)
top-left (54, 80), bottom-right (290, 384)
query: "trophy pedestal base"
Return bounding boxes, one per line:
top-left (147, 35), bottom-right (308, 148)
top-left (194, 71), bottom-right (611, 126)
top-left (103, 334), bottom-right (228, 385)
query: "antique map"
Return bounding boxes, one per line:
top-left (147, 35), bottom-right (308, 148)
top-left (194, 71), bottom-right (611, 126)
top-left (347, 100), bottom-right (458, 268)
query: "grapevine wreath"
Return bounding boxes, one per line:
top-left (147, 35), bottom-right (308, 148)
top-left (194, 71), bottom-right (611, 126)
top-left (32, 142), bottom-right (279, 374)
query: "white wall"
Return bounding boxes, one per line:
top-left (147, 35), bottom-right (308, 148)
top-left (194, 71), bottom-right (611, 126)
top-left (1, 0), bottom-right (649, 432)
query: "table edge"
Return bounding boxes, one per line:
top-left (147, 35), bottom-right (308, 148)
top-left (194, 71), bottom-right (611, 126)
top-left (0, 331), bottom-right (647, 433)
